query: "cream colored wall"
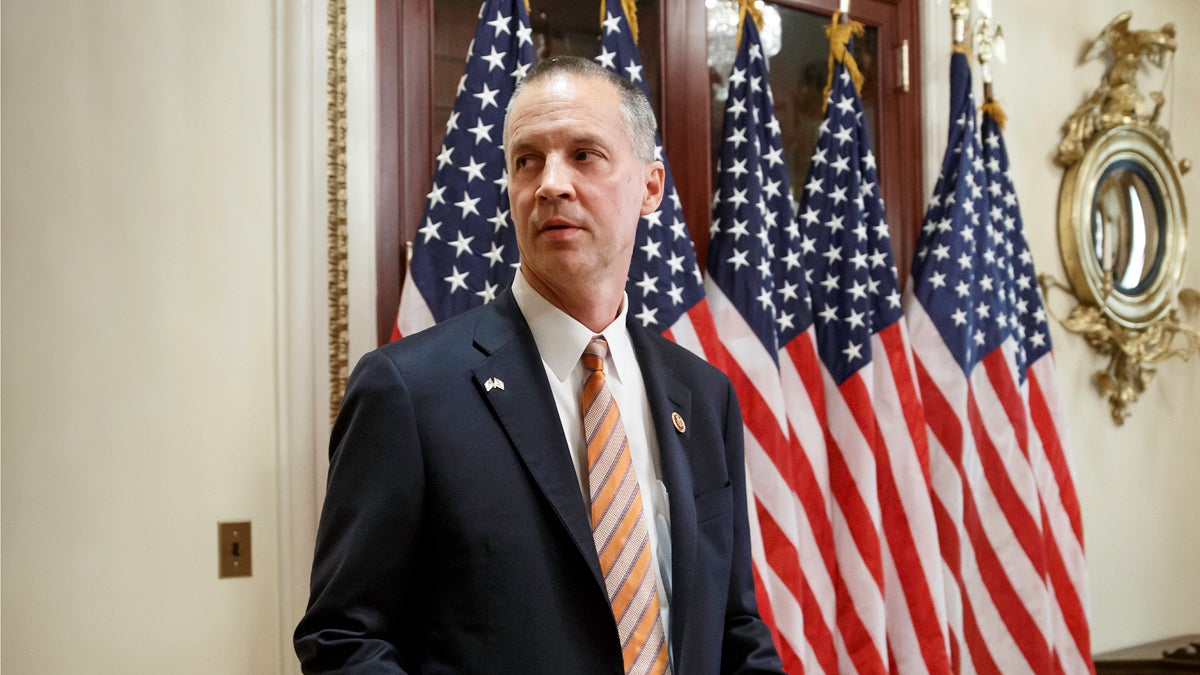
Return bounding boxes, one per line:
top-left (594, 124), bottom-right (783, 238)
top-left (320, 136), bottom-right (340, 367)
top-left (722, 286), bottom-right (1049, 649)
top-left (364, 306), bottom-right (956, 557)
top-left (3, 2), bottom-right (294, 672)
top-left (921, 0), bottom-right (1200, 653)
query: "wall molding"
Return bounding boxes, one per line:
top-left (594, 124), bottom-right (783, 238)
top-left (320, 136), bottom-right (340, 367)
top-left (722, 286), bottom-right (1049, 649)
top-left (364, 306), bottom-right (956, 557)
top-left (273, 0), bottom-right (330, 670)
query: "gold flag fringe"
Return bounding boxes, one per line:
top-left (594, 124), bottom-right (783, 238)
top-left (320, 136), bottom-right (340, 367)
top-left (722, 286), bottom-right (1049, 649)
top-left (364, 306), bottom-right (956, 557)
top-left (822, 11), bottom-right (866, 113)
top-left (951, 43), bottom-right (972, 56)
top-left (981, 99), bottom-right (1007, 131)
top-left (601, 0), bottom-right (640, 45)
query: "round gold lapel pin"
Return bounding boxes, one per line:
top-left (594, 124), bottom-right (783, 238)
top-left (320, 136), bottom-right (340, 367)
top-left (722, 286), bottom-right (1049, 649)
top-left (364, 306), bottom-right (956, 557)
top-left (671, 412), bottom-right (686, 433)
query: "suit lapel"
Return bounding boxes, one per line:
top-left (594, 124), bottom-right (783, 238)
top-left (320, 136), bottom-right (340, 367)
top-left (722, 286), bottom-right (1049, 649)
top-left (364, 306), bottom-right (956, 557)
top-left (629, 324), bottom-right (697, 658)
top-left (471, 292), bottom-right (604, 588)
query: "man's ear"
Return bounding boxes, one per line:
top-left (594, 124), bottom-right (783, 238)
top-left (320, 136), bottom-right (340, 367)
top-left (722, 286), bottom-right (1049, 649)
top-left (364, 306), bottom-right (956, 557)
top-left (640, 161), bottom-right (666, 216)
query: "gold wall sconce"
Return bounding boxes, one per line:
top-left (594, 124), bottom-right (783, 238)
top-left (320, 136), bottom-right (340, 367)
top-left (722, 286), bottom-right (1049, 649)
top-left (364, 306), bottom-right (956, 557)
top-left (1044, 11), bottom-right (1199, 425)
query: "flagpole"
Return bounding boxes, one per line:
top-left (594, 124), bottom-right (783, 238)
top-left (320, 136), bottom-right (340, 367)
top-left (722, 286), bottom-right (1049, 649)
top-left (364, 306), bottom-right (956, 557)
top-left (974, 0), bottom-right (1007, 126)
top-left (973, 0), bottom-right (1004, 104)
top-left (950, 0), bottom-right (969, 47)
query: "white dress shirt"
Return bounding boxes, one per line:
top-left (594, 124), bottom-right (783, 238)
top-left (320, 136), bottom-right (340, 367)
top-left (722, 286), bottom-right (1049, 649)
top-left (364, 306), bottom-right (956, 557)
top-left (511, 270), bottom-right (673, 645)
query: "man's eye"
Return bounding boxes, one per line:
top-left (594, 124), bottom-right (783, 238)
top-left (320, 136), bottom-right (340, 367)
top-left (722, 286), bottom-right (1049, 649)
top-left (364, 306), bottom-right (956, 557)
top-left (575, 151), bottom-right (594, 161)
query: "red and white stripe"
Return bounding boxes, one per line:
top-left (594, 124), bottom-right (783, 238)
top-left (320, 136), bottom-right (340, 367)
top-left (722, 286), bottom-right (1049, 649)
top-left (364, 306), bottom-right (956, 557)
top-left (706, 280), bottom-right (952, 674)
top-left (393, 266), bottom-right (435, 340)
top-left (906, 296), bottom-right (1092, 674)
top-left (706, 279), bottom-right (832, 674)
top-left (827, 321), bottom-right (949, 675)
top-left (1027, 356), bottom-right (1092, 674)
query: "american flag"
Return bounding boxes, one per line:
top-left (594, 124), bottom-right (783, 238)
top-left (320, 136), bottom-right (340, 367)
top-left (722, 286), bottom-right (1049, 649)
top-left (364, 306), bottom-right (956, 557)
top-left (708, 13), bottom-right (951, 673)
top-left (980, 104), bottom-right (1093, 675)
top-left (393, 0), bottom-right (535, 338)
top-left (597, 0), bottom-right (723, 360)
top-left (795, 27), bottom-right (950, 675)
top-left (904, 50), bottom-right (1092, 673)
top-left (704, 14), bottom-right (836, 673)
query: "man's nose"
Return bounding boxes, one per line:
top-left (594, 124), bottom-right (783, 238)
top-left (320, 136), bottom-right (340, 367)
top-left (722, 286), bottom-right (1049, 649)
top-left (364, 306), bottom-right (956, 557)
top-left (535, 155), bottom-right (576, 201)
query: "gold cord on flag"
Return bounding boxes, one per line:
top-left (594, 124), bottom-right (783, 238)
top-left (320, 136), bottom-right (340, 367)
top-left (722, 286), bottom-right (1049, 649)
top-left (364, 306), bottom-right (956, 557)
top-left (601, 0), bottom-right (639, 44)
top-left (981, 99), bottom-right (1007, 131)
top-left (821, 11), bottom-right (865, 113)
top-left (735, 0), bottom-right (764, 48)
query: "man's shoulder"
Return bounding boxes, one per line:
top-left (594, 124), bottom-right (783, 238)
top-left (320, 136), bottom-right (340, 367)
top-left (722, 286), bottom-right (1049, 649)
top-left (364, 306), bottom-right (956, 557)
top-left (634, 325), bottom-right (729, 387)
top-left (367, 300), bottom-right (501, 372)
top-left (384, 308), bottom-right (480, 353)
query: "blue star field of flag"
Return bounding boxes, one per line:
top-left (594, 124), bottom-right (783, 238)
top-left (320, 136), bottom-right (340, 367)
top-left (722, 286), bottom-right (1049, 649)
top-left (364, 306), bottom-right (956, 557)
top-left (981, 109), bottom-right (1052, 379)
top-left (911, 52), bottom-right (1027, 377)
top-left (708, 16), bottom-right (810, 363)
top-left (598, 0), bottom-right (706, 331)
top-left (408, 0), bottom-right (534, 323)
top-left (796, 57), bottom-right (904, 385)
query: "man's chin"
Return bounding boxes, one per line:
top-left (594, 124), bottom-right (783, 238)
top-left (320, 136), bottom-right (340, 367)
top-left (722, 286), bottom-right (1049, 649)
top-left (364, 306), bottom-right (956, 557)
top-left (524, 259), bottom-right (599, 290)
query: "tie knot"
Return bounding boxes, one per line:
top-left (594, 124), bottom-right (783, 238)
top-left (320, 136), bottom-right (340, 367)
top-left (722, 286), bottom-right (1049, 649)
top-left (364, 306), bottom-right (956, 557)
top-left (581, 336), bottom-right (609, 373)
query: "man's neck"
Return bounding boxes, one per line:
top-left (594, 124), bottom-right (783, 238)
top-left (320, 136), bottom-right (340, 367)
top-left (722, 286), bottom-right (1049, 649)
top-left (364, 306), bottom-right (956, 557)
top-left (520, 266), bottom-right (624, 333)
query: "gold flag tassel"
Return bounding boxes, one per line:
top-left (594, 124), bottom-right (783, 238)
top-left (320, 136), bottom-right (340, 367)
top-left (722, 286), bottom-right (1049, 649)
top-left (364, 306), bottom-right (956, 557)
top-left (821, 11), bottom-right (866, 114)
top-left (980, 99), bottom-right (1007, 131)
top-left (601, 0), bottom-right (639, 44)
top-left (735, 0), bottom-right (764, 47)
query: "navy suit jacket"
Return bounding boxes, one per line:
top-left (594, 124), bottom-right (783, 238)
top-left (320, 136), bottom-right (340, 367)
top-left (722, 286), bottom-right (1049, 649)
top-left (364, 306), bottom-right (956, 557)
top-left (295, 290), bottom-right (784, 674)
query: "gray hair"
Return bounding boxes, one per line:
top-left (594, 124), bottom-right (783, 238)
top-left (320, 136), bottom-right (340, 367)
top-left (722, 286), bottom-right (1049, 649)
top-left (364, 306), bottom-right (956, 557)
top-left (503, 55), bottom-right (658, 163)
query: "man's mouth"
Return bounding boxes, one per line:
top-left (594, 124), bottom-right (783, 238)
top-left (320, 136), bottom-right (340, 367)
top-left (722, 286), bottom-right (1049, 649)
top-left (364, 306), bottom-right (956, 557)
top-left (540, 216), bottom-right (578, 232)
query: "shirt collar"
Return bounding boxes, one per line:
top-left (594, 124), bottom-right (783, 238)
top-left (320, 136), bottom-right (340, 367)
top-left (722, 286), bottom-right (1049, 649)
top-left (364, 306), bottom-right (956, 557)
top-left (511, 269), bottom-right (635, 385)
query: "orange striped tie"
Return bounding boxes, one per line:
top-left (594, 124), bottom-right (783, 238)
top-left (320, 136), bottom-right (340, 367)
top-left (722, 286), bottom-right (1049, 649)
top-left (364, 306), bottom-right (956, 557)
top-left (581, 336), bottom-right (671, 675)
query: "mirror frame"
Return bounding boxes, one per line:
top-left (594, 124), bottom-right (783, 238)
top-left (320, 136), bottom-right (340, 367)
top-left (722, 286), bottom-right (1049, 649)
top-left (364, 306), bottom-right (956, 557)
top-left (1057, 124), bottom-right (1187, 329)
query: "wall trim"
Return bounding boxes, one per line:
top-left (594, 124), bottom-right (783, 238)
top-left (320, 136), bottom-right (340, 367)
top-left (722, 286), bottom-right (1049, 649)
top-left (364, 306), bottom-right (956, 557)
top-left (273, 0), bottom-right (330, 670)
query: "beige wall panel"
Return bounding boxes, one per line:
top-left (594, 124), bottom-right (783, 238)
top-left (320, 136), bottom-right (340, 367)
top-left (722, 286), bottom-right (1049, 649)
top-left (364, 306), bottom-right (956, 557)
top-left (3, 1), bottom-right (282, 672)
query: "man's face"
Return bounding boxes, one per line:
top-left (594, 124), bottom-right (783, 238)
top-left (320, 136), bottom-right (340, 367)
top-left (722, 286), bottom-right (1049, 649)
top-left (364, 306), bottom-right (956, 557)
top-left (505, 73), bottom-right (664, 307)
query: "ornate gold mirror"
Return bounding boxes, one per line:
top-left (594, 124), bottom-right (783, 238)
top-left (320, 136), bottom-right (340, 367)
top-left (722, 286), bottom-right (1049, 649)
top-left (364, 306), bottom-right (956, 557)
top-left (1060, 123), bottom-right (1185, 327)
top-left (1047, 11), bottom-right (1198, 424)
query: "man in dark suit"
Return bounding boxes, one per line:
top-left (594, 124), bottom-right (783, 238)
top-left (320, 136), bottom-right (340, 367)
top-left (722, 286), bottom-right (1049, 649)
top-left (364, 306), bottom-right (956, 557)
top-left (295, 55), bottom-right (784, 675)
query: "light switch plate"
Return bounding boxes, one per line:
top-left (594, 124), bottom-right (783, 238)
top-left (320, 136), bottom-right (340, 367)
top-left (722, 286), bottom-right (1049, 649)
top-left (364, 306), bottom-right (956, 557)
top-left (218, 521), bottom-right (252, 578)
